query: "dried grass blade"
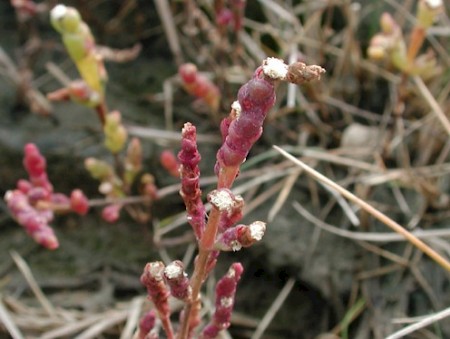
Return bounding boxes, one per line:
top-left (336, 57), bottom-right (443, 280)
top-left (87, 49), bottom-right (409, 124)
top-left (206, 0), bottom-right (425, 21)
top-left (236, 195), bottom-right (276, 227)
top-left (412, 75), bottom-right (450, 136)
top-left (154, 0), bottom-right (183, 66)
top-left (274, 145), bottom-right (450, 272)
top-left (39, 313), bottom-right (109, 339)
top-left (74, 310), bottom-right (128, 339)
top-left (250, 278), bottom-right (296, 339)
top-left (293, 200), bottom-right (450, 242)
top-left (120, 297), bottom-right (144, 339)
top-left (10, 251), bottom-right (58, 318)
top-left (386, 306), bottom-right (450, 339)
top-left (0, 295), bottom-right (25, 339)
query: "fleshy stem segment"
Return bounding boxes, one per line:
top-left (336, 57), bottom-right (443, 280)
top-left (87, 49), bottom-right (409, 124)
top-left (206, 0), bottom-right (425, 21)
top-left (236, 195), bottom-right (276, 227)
top-left (178, 58), bottom-right (324, 338)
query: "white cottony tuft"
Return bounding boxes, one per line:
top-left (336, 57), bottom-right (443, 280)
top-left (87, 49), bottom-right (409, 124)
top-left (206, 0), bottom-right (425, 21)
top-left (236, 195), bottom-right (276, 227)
top-left (4, 190), bottom-right (13, 202)
top-left (220, 297), bottom-right (234, 308)
top-left (249, 221), bottom-right (266, 241)
top-left (164, 262), bottom-right (183, 279)
top-left (262, 57), bottom-right (288, 80)
top-left (209, 190), bottom-right (234, 212)
top-left (51, 5), bottom-right (68, 21)
top-left (231, 101), bottom-right (242, 117)
top-left (230, 241), bottom-right (242, 252)
top-left (149, 262), bottom-right (164, 281)
top-left (425, 0), bottom-right (442, 9)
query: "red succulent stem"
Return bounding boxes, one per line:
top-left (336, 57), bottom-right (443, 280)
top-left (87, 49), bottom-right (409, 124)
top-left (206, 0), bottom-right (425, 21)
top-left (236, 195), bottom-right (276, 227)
top-left (140, 262), bottom-right (174, 339)
top-left (179, 208), bottom-right (220, 338)
top-left (178, 59), bottom-right (325, 338)
top-left (217, 166), bottom-right (240, 189)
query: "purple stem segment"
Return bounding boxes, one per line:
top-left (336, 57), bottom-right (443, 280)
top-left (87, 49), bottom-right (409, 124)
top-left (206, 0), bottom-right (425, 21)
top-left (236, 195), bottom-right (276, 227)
top-left (215, 66), bottom-right (276, 188)
top-left (178, 123), bottom-right (206, 239)
top-left (201, 263), bottom-right (244, 338)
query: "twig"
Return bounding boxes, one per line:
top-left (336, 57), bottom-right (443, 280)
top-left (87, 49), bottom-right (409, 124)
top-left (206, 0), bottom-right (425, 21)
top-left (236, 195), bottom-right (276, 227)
top-left (386, 306), bottom-right (450, 339)
top-left (74, 310), bottom-right (128, 339)
top-left (120, 297), bottom-right (144, 339)
top-left (268, 168), bottom-right (301, 222)
top-left (292, 200), bottom-right (450, 242)
top-left (412, 75), bottom-right (450, 136)
top-left (154, 0), bottom-right (183, 66)
top-left (274, 145), bottom-right (450, 272)
top-left (0, 295), bottom-right (25, 339)
top-left (250, 278), bottom-right (296, 339)
top-left (10, 251), bottom-right (58, 318)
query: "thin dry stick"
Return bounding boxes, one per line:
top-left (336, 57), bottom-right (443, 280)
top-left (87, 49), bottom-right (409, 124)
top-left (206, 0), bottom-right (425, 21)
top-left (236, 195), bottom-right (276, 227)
top-left (10, 251), bottom-right (58, 318)
top-left (120, 297), bottom-right (144, 339)
top-left (292, 200), bottom-right (450, 242)
top-left (250, 278), bottom-right (296, 339)
top-left (412, 75), bottom-right (450, 136)
top-left (0, 295), bottom-right (24, 339)
top-left (274, 145), bottom-right (450, 272)
top-left (40, 313), bottom-right (111, 339)
top-left (268, 168), bottom-right (302, 222)
top-left (154, 0), bottom-right (183, 66)
top-left (74, 310), bottom-right (128, 339)
top-left (386, 306), bottom-right (450, 339)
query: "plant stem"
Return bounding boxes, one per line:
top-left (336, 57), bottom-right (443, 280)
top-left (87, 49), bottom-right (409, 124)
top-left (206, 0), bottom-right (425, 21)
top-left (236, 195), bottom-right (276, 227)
top-left (217, 166), bottom-right (240, 189)
top-left (95, 100), bottom-right (108, 126)
top-left (179, 163), bottom-right (237, 338)
top-left (179, 208), bottom-right (221, 338)
top-left (407, 26), bottom-right (425, 66)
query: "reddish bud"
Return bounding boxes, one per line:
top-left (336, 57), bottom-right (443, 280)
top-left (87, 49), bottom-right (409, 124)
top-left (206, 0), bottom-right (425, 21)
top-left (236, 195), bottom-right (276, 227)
top-left (31, 225), bottom-right (59, 250)
top-left (216, 8), bottom-right (233, 26)
top-left (70, 189), bottom-right (89, 215)
top-left (23, 143), bottom-right (46, 178)
top-left (137, 310), bottom-right (156, 339)
top-left (163, 260), bottom-right (191, 301)
top-left (101, 204), bottom-right (122, 223)
top-left (202, 263), bottom-right (244, 338)
top-left (17, 180), bottom-right (32, 194)
top-left (179, 63), bottom-right (220, 112)
top-left (160, 150), bottom-right (179, 177)
top-left (215, 221), bottom-right (266, 251)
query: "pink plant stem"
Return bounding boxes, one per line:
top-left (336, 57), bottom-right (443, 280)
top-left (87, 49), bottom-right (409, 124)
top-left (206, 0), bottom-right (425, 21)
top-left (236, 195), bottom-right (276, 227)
top-left (217, 166), bottom-right (239, 189)
top-left (95, 100), bottom-right (108, 126)
top-left (178, 59), bottom-right (326, 338)
top-left (179, 208), bottom-right (221, 339)
top-left (179, 163), bottom-right (240, 338)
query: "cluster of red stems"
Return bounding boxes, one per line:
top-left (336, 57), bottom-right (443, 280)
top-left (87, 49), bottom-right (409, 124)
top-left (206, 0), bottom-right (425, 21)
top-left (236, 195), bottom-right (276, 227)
top-left (5, 3), bottom-right (326, 338)
top-left (4, 144), bottom-right (89, 249)
top-left (137, 58), bottom-right (325, 339)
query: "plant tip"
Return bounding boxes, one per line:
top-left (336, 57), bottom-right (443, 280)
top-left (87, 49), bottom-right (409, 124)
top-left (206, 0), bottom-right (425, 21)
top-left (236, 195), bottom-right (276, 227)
top-left (262, 57), bottom-right (288, 80)
top-left (50, 4), bottom-right (67, 20)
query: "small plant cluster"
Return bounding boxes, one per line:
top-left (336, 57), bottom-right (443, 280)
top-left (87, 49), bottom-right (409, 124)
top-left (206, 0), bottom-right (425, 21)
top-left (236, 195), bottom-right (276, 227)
top-left (137, 58), bottom-right (325, 338)
top-left (178, 63), bottom-right (221, 113)
top-left (3, 4), bottom-right (158, 246)
top-left (48, 5), bottom-right (157, 224)
top-left (367, 0), bottom-right (443, 77)
top-left (4, 144), bottom-right (89, 249)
